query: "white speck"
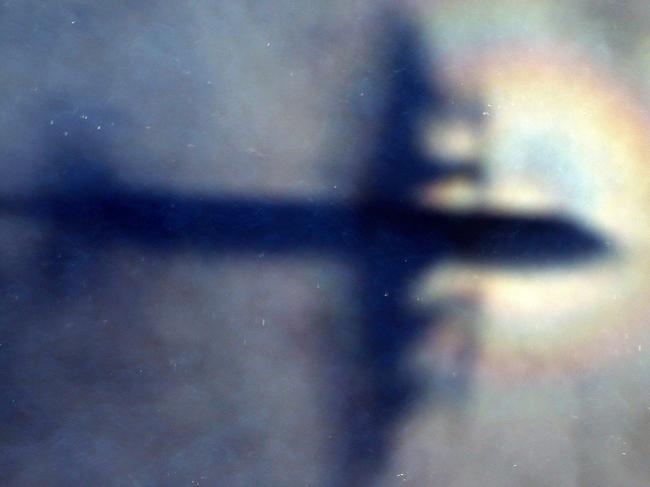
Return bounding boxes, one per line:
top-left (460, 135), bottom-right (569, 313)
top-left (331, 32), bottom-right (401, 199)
top-left (639, 345), bottom-right (643, 351)
top-left (384, 292), bottom-right (389, 297)
top-left (482, 111), bottom-right (490, 116)
top-left (513, 464), bottom-right (518, 467)
top-left (333, 185), bottom-right (338, 189)
top-left (96, 125), bottom-right (101, 130)
top-left (261, 319), bottom-right (265, 326)
top-left (145, 125), bottom-right (151, 130)
top-left (360, 92), bottom-right (365, 97)
top-left (266, 42), bottom-right (271, 47)
top-left (622, 452), bottom-right (627, 455)
top-left (80, 114), bottom-right (88, 120)
top-left (63, 131), bottom-right (69, 136)
top-left (71, 20), bottom-right (76, 24)
top-left (187, 143), bottom-right (195, 148)
top-left (49, 120), bottom-right (54, 125)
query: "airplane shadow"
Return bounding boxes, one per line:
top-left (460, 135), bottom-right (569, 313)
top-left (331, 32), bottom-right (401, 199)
top-left (0, 12), bottom-right (610, 487)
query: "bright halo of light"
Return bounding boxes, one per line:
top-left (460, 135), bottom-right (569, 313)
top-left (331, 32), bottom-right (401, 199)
top-left (415, 33), bottom-right (650, 379)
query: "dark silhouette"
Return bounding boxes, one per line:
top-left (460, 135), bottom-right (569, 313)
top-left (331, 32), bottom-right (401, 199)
top-left (0, 14), bottom-right (610, 487)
